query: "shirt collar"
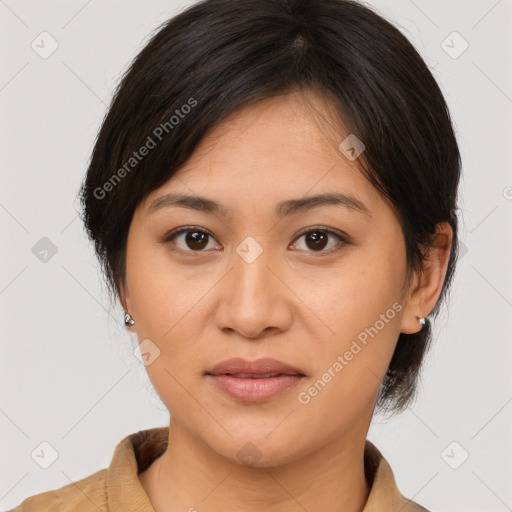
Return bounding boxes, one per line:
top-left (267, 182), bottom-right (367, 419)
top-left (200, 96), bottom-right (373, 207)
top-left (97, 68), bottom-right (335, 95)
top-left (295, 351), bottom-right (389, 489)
top-left (107, 427), bottom-right (168, 511)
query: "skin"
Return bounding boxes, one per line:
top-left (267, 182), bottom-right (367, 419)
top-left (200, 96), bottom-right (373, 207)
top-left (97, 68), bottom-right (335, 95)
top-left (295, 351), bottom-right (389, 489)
top-left (120, 89), bottom-right (452, 512)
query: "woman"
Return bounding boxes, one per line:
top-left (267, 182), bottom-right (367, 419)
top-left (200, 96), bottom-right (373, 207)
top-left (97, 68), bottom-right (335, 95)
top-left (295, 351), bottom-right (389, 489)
top-left (12, 0), bottom-right (460, 510)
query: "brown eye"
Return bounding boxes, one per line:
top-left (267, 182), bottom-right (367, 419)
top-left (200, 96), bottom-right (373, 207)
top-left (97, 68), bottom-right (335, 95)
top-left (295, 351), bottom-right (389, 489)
top-left (164, 227), bottom-right (221, 252)
top-left (304, 231), bottom-right (328, 250)
top-left (184, 231), bottom-right (209, 250)
top-left (291, 228), bottom-right (347, 253)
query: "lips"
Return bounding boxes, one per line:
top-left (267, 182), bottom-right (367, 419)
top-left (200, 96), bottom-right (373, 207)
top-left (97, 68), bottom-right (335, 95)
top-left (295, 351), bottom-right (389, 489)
top-left (206, 357), bottom-right (306, 378)
top-left (206, 357), bottom-right (306, 402)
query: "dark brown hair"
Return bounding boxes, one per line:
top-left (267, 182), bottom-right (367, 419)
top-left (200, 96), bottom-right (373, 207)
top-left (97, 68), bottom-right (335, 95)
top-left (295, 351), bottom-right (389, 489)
top-left (79, 0), bottom-right (461, 414)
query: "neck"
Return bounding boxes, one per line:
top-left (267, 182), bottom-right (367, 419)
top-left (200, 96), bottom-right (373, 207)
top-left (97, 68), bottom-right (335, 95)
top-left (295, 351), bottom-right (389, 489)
top-left (139, 419), bottom-right (371, 512)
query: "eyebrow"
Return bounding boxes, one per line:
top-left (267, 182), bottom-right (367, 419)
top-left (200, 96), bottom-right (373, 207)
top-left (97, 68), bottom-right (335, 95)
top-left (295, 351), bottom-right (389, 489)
top-left (147, 192), bottom-right (372, 218)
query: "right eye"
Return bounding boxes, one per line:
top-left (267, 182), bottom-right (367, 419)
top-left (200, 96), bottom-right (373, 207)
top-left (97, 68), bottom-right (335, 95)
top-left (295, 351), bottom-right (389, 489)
top-left (163, 226), bottom-right (222, 253)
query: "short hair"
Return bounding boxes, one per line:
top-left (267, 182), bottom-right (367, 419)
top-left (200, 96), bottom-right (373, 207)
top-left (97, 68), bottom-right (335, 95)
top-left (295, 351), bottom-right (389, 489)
top-left (79, 0), bottom-right (461, 414)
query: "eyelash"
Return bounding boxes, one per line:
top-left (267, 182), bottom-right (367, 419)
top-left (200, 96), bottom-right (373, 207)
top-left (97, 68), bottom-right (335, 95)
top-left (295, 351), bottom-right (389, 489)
top-left (162, 225), bottom-right (349, 256)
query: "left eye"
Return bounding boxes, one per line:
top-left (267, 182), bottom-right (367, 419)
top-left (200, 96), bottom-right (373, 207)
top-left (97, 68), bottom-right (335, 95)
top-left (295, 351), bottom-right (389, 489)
top-left (291, 228), bottom-right (346, 253)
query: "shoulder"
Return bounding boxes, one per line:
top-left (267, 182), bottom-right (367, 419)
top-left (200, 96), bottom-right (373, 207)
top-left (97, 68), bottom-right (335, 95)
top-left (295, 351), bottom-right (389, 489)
top-left (8, 468), bottom-right (108, 512)
top-left (364, 440), bottom-right (432, 512)
top-left (7, 426), bottom-right (168, 512)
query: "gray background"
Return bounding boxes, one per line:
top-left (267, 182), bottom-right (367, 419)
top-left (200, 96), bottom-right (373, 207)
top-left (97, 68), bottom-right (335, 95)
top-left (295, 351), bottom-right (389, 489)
top-left (1, 1), bottom-right (511, 510)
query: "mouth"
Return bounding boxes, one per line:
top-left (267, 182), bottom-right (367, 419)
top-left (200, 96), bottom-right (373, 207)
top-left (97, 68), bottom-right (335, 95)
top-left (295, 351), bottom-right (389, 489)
top-left (205, 358), bottom-right (306, 402)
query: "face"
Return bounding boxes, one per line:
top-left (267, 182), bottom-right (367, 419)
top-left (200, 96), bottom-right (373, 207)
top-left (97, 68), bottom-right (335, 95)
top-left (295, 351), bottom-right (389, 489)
top-left (121, 90), bottom-right (423, 466)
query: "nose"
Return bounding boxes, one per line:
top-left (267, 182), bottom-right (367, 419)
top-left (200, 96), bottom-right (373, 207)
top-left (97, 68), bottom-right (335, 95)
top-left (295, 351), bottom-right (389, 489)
top-left (213, 240), bottom-right (293, 340)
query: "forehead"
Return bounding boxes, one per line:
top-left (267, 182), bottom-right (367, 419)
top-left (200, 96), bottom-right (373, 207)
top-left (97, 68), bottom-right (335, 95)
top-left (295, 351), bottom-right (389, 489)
top-left (143, 90), bottom-right (384, 219)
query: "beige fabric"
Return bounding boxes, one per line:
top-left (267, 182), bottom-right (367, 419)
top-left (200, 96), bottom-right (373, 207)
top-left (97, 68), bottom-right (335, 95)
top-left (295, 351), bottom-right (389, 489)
top-left (10, 426), bottom-right (429, 511)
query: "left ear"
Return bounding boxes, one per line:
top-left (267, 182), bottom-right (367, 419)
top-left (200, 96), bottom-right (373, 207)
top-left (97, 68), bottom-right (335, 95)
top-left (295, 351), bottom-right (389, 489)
top-left (400, 222), bottom-right (453, 334)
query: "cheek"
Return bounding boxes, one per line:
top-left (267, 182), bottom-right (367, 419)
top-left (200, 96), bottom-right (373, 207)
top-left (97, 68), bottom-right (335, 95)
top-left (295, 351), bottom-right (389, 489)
top-left (126, 242), bottom-right (211, 338)
top-left (126, 247), bottom-right (220, 405)
top-left (302, 249), bottom-right (404, 332)
top-left (295, 288), bottom-right (402, 429)
top-left (296, 246), bottom-right (405, 391)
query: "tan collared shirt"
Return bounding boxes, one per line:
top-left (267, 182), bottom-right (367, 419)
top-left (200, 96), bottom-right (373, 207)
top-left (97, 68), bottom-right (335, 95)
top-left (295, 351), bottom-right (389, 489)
top-left (11, 426), bottom-right (429, 511)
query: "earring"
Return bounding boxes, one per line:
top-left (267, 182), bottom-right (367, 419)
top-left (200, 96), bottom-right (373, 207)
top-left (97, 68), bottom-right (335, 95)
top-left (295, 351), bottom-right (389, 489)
top-left (124, 312), bottom-right (135, 326)
top-left (418, 316), bottom-right (427, 327)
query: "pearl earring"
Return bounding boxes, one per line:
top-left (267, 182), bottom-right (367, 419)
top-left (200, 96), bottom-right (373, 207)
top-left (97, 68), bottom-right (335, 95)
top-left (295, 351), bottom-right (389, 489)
top-left (418, 316), bottom-right (427, 327)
